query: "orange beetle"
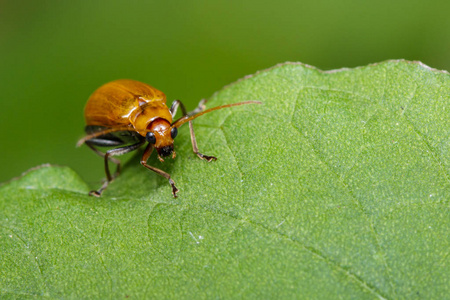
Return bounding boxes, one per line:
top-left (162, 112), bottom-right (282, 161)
top-left (77, 79), bottom-right (260, 197)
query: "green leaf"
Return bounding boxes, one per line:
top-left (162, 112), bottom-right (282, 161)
top-left (1, 60), bottom-right (449, 299)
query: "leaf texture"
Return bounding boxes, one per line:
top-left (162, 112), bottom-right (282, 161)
top-left (1, 60), bottom-right (449, 299)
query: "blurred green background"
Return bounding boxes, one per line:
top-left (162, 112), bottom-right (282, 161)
top-left (1, 0), bottom-right (449, 183)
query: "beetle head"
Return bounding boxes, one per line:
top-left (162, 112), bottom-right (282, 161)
top-left (146, 118), bottom-right (178, 161)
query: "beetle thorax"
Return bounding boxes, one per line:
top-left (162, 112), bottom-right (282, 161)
top-left (129, 99), bottom-right (173, 136)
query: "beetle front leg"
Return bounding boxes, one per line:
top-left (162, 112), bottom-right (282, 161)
top-left (141, 144), bottom-right (179, 197)
top-left (171, 99), bottom-right (216, 162)
top-left (188, 120), bottom-right (217, 162)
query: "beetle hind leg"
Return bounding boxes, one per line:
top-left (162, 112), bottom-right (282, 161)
top-left (89, 182), bottom-right (108, 197)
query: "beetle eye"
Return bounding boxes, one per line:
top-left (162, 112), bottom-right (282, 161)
top-left (146, 132), bottom-right (156, 144)
top-left (171, 127), bottom-right (178, 139)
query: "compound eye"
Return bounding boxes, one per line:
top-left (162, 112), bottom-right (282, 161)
top-left (170, 127), bottom-right (178, 139)
top-left (146, 132), bottom-right (156, 144)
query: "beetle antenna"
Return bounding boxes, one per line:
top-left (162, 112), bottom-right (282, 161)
top-left (171, 100), bottom-right (261, 128)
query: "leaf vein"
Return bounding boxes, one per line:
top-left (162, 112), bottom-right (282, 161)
top-left (0, 225), bottom-right (49, 297)
top-left (287, 119), bottom-right (397, 298)
top-left (195, 206), bottom-right (388, 300)
top-left (401, 113), bottom-right (450, 186)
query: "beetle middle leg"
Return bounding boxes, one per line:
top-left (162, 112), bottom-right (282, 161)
top-left (170, 99), bottom-right (206, 117)
top-left (89, 140), bottom-right (145, 197)
top-left (86, 142), bottom-right (122, 178)
top-left (140, 144), bottom-right (179, 197)
top-left (170, 99), bottom-right (217, 162)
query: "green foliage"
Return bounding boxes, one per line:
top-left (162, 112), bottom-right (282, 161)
top-left (1, 61), bottom-right (449, 299)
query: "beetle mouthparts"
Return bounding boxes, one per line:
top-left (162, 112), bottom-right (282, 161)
top-left (158, 145), bottom-right (174, 157)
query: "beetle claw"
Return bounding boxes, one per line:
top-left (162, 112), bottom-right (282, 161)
top-left (171, 185), bottom-right (179, 197)
top-left (89, 190), bottom-right (102, 197)
top-left (205, 155), bottom-right (217, 162)
top-left (197, 153), bottom-right (217, 162)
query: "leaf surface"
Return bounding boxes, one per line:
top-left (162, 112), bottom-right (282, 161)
top-left (1, 60), bottom-right (449, 299)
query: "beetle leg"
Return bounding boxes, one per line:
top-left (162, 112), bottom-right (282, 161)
top-left (171, 100), bottom-right (216, 162)
top-left (169, 100), bottom-right (181, 117)
top-left (188, 99), bottom-right (207, 116)
top-left (140, 144), bottom-right (179, 197)
top-left (169, 101), bottom-right (179, 117)
top-left (170, 99), bottom-right (207, 118)
top-left (188, 121), bottom-right (217, 162)
top-left (89, 181), bottom-right (109, 197)
top-left (89, 140), bottom-right (145, 197)
top-left (85, 142), bottom-right (121, 177)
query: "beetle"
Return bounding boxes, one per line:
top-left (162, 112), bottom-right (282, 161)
top-left (77, 79), bottom-right (260, 197)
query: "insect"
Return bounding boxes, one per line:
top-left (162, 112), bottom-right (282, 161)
top-left (77, 79), bottom-right (260, 197)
